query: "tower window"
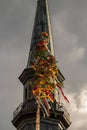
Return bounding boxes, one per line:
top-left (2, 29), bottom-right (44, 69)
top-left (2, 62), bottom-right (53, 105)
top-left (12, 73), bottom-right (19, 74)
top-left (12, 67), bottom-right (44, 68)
top-left (25, 87), bottom-right (27, 101)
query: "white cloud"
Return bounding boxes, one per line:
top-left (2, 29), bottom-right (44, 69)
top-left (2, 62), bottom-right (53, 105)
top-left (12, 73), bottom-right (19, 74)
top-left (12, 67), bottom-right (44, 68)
top-left (65, 90), bottom-right (87, 130)
top-left (78, 89), bottom-right (87, 113)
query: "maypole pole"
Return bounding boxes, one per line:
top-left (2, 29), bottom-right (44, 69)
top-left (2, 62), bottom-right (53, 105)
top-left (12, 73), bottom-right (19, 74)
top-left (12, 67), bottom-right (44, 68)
top-left (36, 103), bottom-right (40, 130)
top-left (36, 94), bottom-right (40, 130)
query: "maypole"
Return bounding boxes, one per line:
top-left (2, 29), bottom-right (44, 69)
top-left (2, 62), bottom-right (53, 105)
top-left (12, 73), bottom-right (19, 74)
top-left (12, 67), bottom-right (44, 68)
top-left (31, 32), bottom-right (69, 130)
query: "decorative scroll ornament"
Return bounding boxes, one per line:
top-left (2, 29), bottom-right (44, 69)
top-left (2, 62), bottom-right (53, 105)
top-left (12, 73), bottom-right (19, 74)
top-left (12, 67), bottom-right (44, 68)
top-left (31, 32), bottom-right (69, 117)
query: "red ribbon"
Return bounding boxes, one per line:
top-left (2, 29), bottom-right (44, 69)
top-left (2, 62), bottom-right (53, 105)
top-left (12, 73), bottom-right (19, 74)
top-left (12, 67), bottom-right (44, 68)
top-left (37, 41), bottom-right (46, 45)
top-left (57, 84), bottom-right (69, 103)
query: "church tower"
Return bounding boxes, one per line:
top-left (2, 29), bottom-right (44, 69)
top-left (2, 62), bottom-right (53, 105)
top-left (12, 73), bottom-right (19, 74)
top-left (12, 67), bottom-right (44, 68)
top-left (12, 0), bottom-right (71, 130)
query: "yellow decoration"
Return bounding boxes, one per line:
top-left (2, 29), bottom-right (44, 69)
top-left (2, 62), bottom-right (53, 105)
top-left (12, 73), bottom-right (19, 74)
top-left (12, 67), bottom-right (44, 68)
top-left (31, 32), bottom-right (67, 117)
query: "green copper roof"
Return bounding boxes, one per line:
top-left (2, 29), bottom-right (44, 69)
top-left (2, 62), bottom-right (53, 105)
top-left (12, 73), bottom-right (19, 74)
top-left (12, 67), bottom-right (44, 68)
top-left (27, 0), bottom-right (54, 67)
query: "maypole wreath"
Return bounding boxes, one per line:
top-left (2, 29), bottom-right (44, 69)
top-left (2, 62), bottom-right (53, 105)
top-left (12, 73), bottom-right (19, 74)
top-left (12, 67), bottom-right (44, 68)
top-left (31, 32), bottom-right (69, 117)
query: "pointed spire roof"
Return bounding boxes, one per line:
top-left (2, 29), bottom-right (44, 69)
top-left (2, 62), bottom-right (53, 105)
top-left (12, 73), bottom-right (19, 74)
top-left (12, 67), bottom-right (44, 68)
top-left (27, 0), bottom-right (54, 67)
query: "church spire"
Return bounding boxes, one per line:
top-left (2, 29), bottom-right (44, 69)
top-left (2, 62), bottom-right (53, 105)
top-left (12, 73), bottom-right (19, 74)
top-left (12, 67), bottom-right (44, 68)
top-left (27, 0), bottom-right (54, 67)
top-left (12, 1), bottom-right (71, 130)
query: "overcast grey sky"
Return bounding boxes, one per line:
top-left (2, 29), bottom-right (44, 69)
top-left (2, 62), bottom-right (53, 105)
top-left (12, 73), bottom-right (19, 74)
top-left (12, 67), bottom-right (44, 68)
top-left (0, 0), bottom-right (87, 130)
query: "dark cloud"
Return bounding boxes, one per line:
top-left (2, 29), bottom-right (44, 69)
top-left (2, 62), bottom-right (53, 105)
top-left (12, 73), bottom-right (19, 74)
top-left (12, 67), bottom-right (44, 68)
top-left (49, 0), bottom-right (87, 94)
top-left (0, 0), bottom-right (36, 50)
top-left (0, 0), bottom-right (87, 130)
